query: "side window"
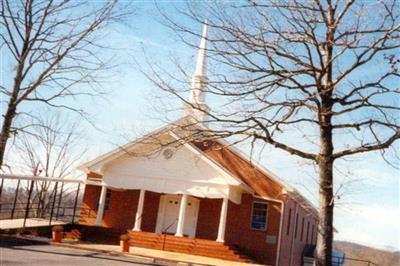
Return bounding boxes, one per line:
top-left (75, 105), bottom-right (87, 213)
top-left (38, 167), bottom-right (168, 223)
top-left (300, 217), bottom-right (305, 241)
top-left (306, 221), bottom-right (310, 243)
top-left (250, 202), bottom-right (268, 230)
top-left (286, 208), bottom-right (292, 235)
top-left (294, 213), bottom-right (299, 239)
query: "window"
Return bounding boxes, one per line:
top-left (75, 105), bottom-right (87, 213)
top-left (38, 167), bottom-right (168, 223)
top-left (294, 213), bottom-right (299, 239)
top-left (104, 189), bottom-right (112, 210)
top-left (251, 202), bottom-right (268, 230)
top-left (311, 224), bottom-right (315, 244)
top-left (286, 208), bottom-right (292, 235)
top-left (300, 217), bottom-right (305, 241)
top-left (306, 221), bottom-right (310, 243)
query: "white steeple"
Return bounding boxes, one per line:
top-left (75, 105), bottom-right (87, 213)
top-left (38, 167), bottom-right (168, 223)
top-left (184, 21), bottom-right (210, 123)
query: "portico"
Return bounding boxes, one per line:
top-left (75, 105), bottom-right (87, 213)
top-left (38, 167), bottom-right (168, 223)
top-left (94, 186), bottom-right (232, 242)
top-left (84, 123), bottom-right (250, 242)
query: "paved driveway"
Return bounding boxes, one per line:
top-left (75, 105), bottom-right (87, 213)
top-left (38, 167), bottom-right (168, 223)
top-left (0, 237), bottom-right (156, 266)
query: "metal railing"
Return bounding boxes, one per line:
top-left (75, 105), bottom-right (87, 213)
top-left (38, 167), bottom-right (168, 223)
top-left (304, 256), bottom-right (380, 266)
top-left (341, 257), bottom-right (379, 266)
top-left (0, 203), bottom-right (71, 219)
top-left (0, 204), bottom-right (97, 228)
top-left (162, 219), bottom-right (177, 250)
top-left (0, 175), bottom-right (82, 229)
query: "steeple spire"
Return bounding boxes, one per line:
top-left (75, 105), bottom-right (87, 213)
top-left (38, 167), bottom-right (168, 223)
top-left (184, 21), bottom-right (210, 124)
top-left (192, 22), bottom-right (207, 88)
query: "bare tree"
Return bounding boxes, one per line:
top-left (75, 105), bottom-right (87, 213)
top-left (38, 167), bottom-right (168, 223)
top-left (10, 112), bottom-right (84, 218)
top-left (0, 0), bottom-right (132, 168)
top-left (145, 1), bottom-right (400, 265)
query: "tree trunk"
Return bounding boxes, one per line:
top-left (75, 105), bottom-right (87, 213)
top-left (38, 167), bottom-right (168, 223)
top-left (0, 53), bottom-right (26, 169)
top-left (316, 118), bottom-right (334, 266)
top-left (316, 7), bottom-right (336, 263)
top-left (316, 156), bottom-right (334, 266)
top-left (0, 101), bottom-right (18, 168)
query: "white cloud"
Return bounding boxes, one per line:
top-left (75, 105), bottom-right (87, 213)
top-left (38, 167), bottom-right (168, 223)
top-left (355, 204), bottom-right (400, 227)
top-left (335, 204), bottom-right (400, 250)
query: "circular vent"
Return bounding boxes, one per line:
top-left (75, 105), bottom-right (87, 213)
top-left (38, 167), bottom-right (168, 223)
top-left (163, 148), bottom-right (174, 159)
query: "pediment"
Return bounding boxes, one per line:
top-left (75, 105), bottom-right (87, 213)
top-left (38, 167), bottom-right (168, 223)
top-left (102, 138), bottom-right (240, 186)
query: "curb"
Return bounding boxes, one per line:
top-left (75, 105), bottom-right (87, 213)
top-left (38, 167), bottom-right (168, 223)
top-left (3, 235), bottom-right (227, 266)
top-left (50, 242), bottom-right (154, 264)
top-left (49, 241), bottom-right (211, 266)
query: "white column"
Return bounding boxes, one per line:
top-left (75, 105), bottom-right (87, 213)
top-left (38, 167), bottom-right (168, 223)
top-left (95, 185), bottom-right (107, 226)
top-left (216, 198), bottom-right (229, 242)
top-left (175, 194), bottom-right (188, 237)
top-left (133, 189), bottom-right (145, 231)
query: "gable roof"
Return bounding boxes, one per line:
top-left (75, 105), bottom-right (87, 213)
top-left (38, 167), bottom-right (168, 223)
top-left (79, 116), bottom-right (317, 215)
top-left (193, 140), bottom-right (285, 199)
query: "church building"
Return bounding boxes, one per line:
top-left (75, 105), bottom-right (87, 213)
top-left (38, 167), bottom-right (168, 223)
top-left (78, 23), bottom-right (318, 266)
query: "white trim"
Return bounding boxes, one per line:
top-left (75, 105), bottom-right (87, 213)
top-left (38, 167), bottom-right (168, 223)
top-left (133, 189), bottom-right (145, 231)
top-left (102, 173), bottom-right (235, 185)
top-left (216, 198), bottom-right (229, 243)
top-left (289, 203), bottom-right (299, 266)
top-left (276, 201), bottom-right (285, 266)
top-left (95, 185), bottom-right (107, 226)
top-left (0, 174), bottom-right (82, 183)
top-left (175, 194), bottom-right (188, 237)
top-left (86, 180), bottom-right (103, 186)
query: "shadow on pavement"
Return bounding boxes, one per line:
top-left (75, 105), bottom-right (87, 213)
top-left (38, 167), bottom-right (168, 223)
top-left (0, 235), bottom-right (156, 265)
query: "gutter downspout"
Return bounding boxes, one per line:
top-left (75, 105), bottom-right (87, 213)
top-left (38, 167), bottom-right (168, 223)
top-left (276, 201), bottom-right (285, 266)
top-left (254, 195), bottom-right (285, 266)
top-left (289, 203), bottom-right (299, 266)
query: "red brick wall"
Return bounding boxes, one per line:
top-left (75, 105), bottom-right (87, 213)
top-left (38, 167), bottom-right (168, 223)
top-left (196, 198), bottom-right (221, 239)
top-left (79, 187), bottom-right (161, 234)
top-left (102, 189), bottom-right (138, 231)
top-left (224, 193), bottom-right (282, 265)
top-left (79, 185), bottom-right (101, 225)
top-left (80, 187), bottom-right (321, 265)
top-left (279, 197), bottom-right (318, 266)
top-left (140, 191), bottom-right (161, 233)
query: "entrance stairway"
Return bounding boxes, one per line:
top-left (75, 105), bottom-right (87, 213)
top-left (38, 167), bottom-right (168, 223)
top-left (127, 230), bottom-right (255, 263)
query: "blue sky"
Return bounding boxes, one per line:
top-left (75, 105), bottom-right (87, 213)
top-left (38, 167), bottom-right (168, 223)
top-left (1, 2), bottom-right (399, 251)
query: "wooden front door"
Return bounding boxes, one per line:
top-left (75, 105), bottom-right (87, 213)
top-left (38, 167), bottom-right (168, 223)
top-left (156, 195), bottom-right (199, 237)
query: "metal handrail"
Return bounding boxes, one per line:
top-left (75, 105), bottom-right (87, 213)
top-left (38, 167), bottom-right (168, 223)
top-left (162, 219), bottom-right (177, 250)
